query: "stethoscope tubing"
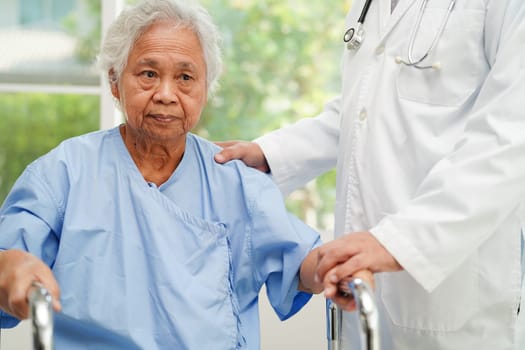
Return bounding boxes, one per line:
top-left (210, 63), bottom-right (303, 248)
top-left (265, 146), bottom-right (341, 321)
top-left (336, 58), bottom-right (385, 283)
top-left (344, 0), bottom-right (457, 70)
top-left (357, 0), bottom-right (374, 24)
top-left (343, 0), bottom-right (373, 46)
top-left (403, 0), bottom-right (455, 68)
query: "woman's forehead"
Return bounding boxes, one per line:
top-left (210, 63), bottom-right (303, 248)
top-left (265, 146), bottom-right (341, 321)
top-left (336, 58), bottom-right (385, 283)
top-left (129, 21), bottom-right (205, 67)
top-left (136, 21), bottom-right (200, 51)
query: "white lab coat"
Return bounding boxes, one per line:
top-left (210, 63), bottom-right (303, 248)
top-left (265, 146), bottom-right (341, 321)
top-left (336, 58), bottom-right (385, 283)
top-left (256, 0), bottom-right (525, 349)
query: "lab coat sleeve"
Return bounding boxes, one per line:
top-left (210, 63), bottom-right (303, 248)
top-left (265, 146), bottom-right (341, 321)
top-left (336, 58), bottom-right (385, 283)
top-left (254, 96), bottom-right (341, 196)
top-left (370, 2), bottom-right (525, 292)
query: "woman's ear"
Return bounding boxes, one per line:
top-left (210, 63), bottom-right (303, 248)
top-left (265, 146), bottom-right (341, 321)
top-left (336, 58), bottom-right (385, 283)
top-left (109, 69), bottom-right (120, 99)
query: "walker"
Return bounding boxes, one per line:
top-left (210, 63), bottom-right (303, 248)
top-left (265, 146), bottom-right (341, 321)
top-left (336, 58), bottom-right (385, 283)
top-left (30, 279), bottom-right (379, 350)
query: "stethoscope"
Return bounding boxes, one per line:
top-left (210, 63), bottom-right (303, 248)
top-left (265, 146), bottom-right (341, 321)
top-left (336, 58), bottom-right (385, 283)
top-left (343, 0), bottom-right (373, 51)
top-left (343, 0), bottom-right (456, 70)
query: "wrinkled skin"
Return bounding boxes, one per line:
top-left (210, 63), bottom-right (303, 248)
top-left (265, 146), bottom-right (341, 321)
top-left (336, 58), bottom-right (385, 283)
top-left (0, 250), bottom-right (61, 319)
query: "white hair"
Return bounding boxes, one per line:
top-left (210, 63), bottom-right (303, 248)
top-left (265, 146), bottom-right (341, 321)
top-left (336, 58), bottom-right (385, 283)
top-left (98, 0), bottom-right (222, 97)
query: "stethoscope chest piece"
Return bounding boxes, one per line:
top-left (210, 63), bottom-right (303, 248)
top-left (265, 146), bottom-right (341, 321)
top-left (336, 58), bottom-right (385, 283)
top-left (343, 28), bottom-right (355, 42)
top-left (344, 24), bottom-right (365, 50)
top-left (343, 0), bottom-right (373, 51)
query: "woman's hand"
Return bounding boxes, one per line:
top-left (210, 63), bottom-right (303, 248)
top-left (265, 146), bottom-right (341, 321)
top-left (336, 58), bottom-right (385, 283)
top-left (0, 249), bottom-right (61, 319)
top-left (325, 269), bottom-right (375, 312)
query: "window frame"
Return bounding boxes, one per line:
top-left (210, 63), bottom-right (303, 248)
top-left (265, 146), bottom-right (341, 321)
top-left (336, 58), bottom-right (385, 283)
top-left (0, 0), bottom-right (124, 130)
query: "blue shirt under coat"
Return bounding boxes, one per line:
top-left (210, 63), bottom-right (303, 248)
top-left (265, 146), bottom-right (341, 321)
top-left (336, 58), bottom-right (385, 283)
top-left (0, 127), bottom-right (320, 349)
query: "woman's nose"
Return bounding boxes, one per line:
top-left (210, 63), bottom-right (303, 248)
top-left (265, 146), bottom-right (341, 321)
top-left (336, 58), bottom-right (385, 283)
top-left (153, 79), bottom-right (179, 104)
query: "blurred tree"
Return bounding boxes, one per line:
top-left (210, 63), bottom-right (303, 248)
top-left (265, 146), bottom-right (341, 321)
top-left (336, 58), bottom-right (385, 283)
top-left (199, 0), bottom-right (347, 137)
top-left (0, 94), bottom-right (99, 200)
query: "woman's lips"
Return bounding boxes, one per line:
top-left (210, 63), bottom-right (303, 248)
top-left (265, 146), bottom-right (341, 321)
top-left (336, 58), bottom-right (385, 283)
top-left (149, 114), bottom-right (178, 123)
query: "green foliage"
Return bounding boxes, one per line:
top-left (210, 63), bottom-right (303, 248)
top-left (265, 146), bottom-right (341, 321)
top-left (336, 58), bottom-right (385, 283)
top-left (198, 0), bottom-right (345, 139)
top-left (0, 94), bottom-right (99, 200)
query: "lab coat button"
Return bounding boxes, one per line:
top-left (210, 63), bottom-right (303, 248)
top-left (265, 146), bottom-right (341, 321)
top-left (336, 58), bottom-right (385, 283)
top-left (359, 109), bottom-right (367, 121)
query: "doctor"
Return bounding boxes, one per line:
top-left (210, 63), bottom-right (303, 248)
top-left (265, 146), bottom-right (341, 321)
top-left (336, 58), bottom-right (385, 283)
top-left (215, 0), bottom-right (525, 349)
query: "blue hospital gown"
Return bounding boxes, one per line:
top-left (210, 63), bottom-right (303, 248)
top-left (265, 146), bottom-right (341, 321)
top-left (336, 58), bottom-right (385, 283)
top-left (0, 127), bottom-right (320, 349)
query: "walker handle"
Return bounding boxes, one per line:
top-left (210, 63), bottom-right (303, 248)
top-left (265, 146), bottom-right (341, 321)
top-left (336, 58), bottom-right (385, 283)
top-left (326, 277), bottom-right (379, 350)
top-left (29, 282), bottom-right (54, 350)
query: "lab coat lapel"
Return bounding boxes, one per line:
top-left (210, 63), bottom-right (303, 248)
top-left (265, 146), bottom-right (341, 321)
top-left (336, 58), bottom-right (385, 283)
top-left (378, 0), bottom-right (419, 42)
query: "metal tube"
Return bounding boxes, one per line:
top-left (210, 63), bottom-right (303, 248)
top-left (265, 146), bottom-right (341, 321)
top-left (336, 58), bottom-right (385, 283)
top-left (29, 282), bottom-right (54, 350)
top-left (348, 278), bottom-right (379, 350)
top-left (326, 278), bottom-right (379, 350)
top-left (326, 299), bottom-right (342, 350)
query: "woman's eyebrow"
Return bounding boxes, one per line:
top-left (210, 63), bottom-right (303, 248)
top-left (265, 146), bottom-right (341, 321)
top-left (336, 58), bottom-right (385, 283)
top-left (137, 58), bottom-right (160, 67)
top-left (136, 59), bottom-right (198, 72)
top-left (174, 61), bottom-right (198, 71)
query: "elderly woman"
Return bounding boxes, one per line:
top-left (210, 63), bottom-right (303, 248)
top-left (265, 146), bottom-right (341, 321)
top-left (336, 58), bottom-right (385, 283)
top-left (0, 0), bottom-right (324, 348)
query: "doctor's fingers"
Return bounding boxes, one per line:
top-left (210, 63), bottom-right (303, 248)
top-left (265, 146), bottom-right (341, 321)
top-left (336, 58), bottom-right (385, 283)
top-left (321, 254), bottom-right (371, 295)
top-left (319, 232), bottom-right (403, 277)
top-left (214, 140), bottom-right (242, 149)
top-left (322, 246), bottom-right (401, 289)
top-left (315, 236), bottom-right (364, 282)
top-left (214, 141), bottom-right (270, 172)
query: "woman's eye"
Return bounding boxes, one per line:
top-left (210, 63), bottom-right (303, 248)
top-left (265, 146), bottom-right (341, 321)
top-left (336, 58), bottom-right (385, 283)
top-left (142, 71), bottom-right (156, 78)
top-left (181, 74), bottom-right (192, 81)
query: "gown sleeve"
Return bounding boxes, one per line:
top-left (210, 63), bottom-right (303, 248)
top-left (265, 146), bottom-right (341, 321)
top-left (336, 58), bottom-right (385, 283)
top-left (245, 171), bottom-right (321, 320)
top-left (0, 162), bottom-right (63, 327)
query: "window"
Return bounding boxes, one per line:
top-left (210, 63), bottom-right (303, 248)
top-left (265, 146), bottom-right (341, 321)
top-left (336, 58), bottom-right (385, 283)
top-left (0, 0), bottom-right (100, 86)
top-left (0, 0), bottom-right (104, 200)
top-left (19, 0), bottom-right (75, 27)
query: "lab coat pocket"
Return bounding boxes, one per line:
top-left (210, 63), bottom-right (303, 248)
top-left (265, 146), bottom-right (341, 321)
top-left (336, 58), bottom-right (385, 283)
top-left (380, 255), bottom-right (479, 332)
top-left (395, 6), bottom-right (486, 106)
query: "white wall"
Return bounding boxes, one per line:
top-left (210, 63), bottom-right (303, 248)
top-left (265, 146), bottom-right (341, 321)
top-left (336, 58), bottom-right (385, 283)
top-left (260, 292), bottom-right (327, 349)
top-left (0, 320), bottom-right (31, 349)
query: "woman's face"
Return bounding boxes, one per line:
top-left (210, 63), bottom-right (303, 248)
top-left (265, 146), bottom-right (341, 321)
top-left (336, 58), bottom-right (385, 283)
top-left (112, 20), bottom-right (207, 143)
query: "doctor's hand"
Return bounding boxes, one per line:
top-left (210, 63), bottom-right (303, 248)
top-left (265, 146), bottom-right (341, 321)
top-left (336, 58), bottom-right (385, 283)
top-left (0, 249), bottom-right (61, 320)
top-left (316, 232), bottom-right (402, 298)
top-left (214, 140), bottom-right (270, 173)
